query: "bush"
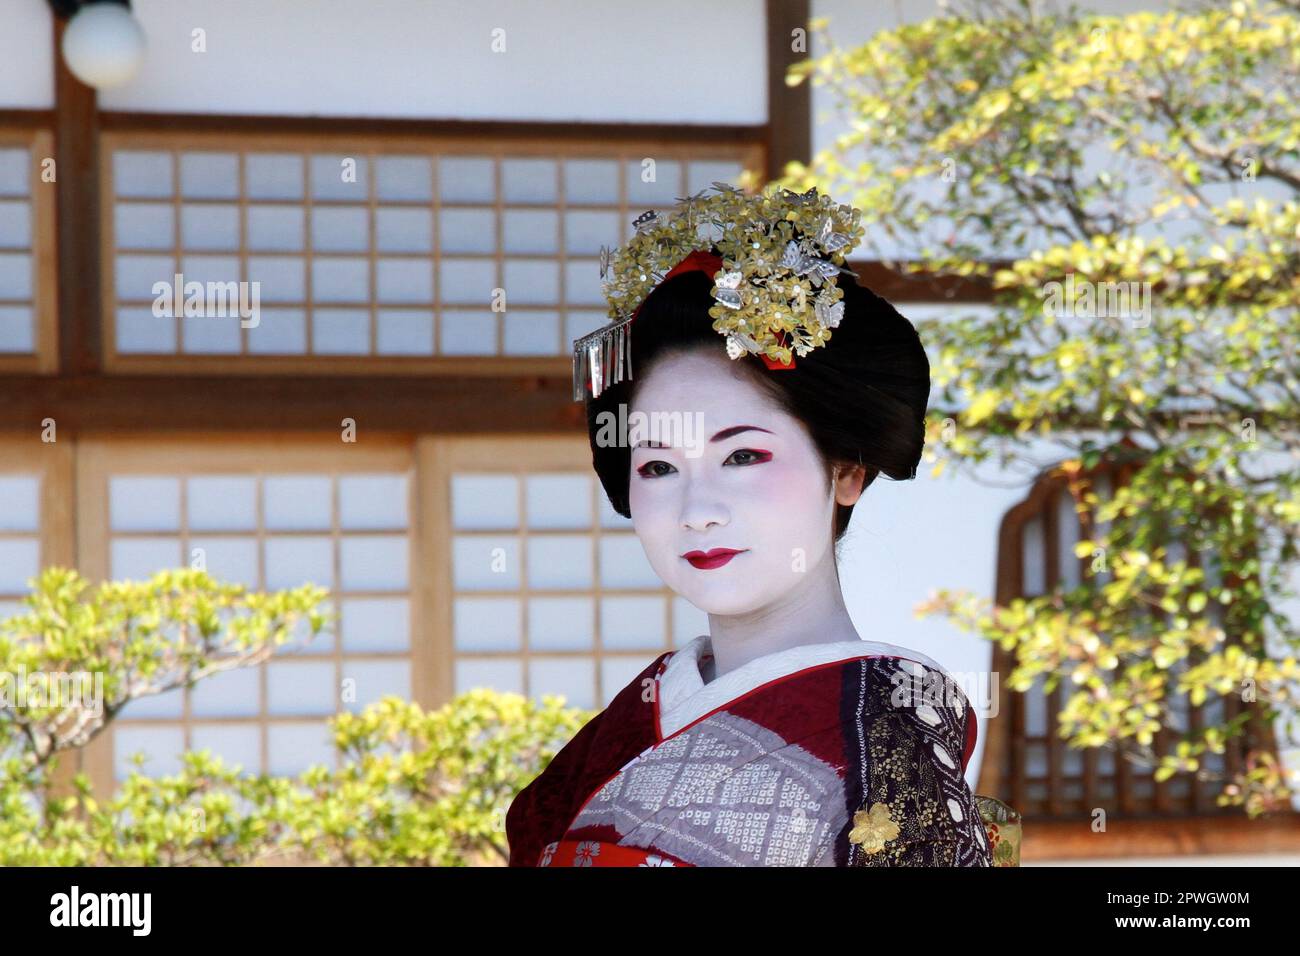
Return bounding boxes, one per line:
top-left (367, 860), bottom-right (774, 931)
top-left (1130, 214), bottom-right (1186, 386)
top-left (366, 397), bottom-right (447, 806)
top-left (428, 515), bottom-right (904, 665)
top-left (0, 567), bottom-right (592, 865)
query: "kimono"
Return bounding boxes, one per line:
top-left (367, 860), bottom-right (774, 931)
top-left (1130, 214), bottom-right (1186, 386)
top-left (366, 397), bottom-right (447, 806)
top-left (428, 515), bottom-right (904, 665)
top-left (505, 634), bottom-right (992, 867)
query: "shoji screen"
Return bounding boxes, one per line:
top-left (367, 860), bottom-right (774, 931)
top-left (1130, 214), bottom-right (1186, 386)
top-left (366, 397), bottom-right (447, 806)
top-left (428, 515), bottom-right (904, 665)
top-left (102, 131), bottom-right (759, 373)
top-left (75, 437), bottom-right (421, 787)
top-left (0, 130), bottom-right (57, 373)
top-left (421, 436), bottom-right (706, 712)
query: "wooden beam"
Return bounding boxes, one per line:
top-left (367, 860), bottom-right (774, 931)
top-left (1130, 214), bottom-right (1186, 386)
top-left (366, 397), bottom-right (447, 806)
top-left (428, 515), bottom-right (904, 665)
top-left (764, 0), bottom-right (812, 183)
top-left (6, 372), bottom-right (1294, 436)
top-left (1, 373), bottom-right (585, 433)
top-left (847, 260), bottom-right (1006, 304)
top-left (52, 15), bottom-right (101, 376)
top-left (1023, 813), bottom-right (1300, 861)
top-left (0, 109), bottom-right (56, 129)
top-left (98, 111), bottom-right (767, 147)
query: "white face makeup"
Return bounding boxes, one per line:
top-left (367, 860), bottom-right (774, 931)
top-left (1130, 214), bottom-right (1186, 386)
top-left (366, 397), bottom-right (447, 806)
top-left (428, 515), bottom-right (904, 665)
top-left (627, 348), bottom-right (841, 617)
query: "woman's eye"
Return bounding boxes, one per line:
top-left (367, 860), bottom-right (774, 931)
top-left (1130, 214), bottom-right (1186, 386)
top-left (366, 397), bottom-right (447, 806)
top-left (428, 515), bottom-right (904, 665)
top-left (725, 448), bottom-right (772, 466)
top-left (636, 460), bottom-right (676, 478)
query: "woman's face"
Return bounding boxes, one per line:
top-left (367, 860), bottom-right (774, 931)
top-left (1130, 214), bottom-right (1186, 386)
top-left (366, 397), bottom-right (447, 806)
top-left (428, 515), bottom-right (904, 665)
top-left (627, 348), bottom-right (841, 616)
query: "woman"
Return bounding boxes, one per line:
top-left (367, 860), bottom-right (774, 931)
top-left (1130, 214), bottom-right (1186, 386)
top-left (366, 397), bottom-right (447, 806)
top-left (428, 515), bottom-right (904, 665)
top-left (505, 184), bottom-right (992, 867)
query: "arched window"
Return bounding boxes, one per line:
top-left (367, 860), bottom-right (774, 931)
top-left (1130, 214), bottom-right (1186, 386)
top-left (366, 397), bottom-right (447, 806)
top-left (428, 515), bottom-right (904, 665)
top-left (977, 446), bottom-right (1281, 821)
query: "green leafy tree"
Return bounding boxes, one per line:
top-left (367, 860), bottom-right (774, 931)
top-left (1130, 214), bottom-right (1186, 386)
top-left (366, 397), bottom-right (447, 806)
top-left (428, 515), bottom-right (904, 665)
top-left (0, 566), bottom-right (588, 864)
top-left (776, 0), bottom-right (1300, 815)
top-left (0, 566), bottom-right (329, 863)
top-left (0, 566), bottom-right (330, 769)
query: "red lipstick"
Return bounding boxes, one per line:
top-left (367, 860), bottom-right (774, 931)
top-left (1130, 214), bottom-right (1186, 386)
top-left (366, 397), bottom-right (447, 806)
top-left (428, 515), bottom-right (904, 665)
top-left (682, 548), bottom-right (746, 570)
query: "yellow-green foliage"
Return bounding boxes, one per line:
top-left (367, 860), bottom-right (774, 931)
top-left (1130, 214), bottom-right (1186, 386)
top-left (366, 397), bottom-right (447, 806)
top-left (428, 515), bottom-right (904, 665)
top-left (779, 0), bottom-right (1300, 816)
top-left (0, 568), bottom-right (592, 865)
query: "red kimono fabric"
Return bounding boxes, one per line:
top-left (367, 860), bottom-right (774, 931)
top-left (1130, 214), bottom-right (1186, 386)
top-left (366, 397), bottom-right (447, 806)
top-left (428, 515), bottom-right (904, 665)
top-left (506, 645), bottom-right (993, 868)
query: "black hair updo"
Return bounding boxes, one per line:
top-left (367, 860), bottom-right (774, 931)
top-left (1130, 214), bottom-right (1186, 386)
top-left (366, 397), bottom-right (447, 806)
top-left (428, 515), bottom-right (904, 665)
top-left (584, 259), bottom-right (931, 544)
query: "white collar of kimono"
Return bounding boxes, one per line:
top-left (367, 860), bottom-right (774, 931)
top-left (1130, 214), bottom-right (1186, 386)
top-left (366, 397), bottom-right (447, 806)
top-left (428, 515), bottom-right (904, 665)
top-left (657, 633), bottom-right (955, 739)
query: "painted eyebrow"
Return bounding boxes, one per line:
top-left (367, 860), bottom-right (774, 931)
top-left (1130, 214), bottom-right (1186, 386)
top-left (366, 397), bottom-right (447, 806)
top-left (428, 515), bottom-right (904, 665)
top-left (633, 425), bottom-right (774, 449)
top-left (710, 424), bottom-right (774, 443)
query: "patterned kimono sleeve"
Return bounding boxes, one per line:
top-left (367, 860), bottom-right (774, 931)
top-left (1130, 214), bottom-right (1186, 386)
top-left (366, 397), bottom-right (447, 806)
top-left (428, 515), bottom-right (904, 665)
top-left (846, 711), bottom-right (992, 867)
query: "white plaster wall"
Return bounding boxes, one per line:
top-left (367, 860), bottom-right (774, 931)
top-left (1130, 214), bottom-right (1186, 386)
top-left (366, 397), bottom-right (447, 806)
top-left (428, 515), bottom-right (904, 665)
top-left (94, 0), bottom-right (766, 122)
top-left (0, 0), bottom-right (55, 108)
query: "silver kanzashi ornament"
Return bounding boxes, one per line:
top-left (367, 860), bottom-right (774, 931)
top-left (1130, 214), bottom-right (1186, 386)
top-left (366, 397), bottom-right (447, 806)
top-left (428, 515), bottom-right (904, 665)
top-left (632, 210), bottom-right (661, 235)
top-left (815, 294), bottom-right (845, 329)
top-left (782, 186), bottom-right (819, 207)
top-left (817, 215), bottom-right (852, 253)
top-left (713, 270), bottom-right (745, 310)
top-left (800, 255), bottom-right (844, 288)
top-left (572, 313), bottom-right (634, 401)
top-left (725, 330), bottom-right (761, 359)
top-left (696, 219), bottom-right (723, 244)
top-left (779, 239), bottom-right (824, 277)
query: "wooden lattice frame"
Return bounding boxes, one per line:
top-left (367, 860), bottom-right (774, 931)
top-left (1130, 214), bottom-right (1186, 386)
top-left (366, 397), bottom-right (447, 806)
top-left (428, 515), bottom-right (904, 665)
top-left (978, 442), bottom-right (1283, 823)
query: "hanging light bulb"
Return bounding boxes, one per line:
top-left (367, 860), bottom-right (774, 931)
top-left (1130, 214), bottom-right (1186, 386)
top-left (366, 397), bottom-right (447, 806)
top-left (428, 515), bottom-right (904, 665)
top-left (59, 1), bottom-right (146, 90)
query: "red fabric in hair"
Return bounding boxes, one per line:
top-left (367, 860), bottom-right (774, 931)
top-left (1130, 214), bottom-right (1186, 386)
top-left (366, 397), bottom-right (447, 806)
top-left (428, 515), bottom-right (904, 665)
top-left (635, 248), bottom-right (796, 371)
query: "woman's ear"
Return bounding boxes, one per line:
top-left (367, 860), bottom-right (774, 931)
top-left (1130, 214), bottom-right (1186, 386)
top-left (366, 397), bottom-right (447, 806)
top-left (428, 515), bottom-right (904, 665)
top-left (833, 462), bottom-right (869, 507)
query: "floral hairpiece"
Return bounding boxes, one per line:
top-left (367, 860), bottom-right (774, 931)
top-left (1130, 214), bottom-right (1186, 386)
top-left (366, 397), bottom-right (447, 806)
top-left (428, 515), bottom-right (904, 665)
top-left (572, 182), bottom-right (865, 401)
